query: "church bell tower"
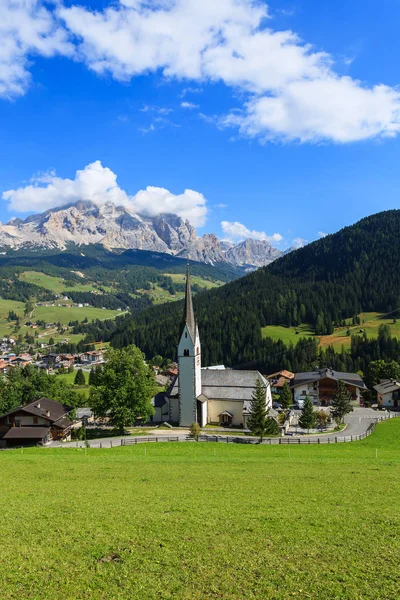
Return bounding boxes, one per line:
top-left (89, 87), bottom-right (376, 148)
top-left (177, 265), bottom-right (202, 426)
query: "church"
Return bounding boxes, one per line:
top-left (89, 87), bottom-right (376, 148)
top-left (152, 268), bottom-right (272, 428)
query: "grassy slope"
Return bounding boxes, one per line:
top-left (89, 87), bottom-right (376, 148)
top-left (0, 297), bottom-right (121, 340)
top-left (19, 271), bottom-right (98, 294)
top-left (1, 420), bottom-right (400, 599)
top-left (262, 311), bottom-right (400, 350)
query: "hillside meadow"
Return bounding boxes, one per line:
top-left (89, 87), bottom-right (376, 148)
top-left (1, 420), bottom-right (400, 599)
top-left (261, 311), bottom-right (400, 350)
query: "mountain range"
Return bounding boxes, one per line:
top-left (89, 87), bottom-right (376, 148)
top-left (0, 201), bottom-right (283, 269)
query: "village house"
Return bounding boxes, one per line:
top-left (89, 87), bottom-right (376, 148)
top-left (150, 268), bottom-right (272, 428)
top-left (292, 368), bottom-right (367, 407)
top-left (267, 370), bottom-right (295, 394)
top-left (81, 350), bottom-right (104, 364)
top-left (374, 380), bottom-right (400, 409)
top-left (0, 398), bottom-right (76, 447)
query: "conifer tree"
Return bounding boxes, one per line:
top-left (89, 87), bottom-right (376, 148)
top-left (298, 396), bottom-right (316, 432)
top-left (280, 381), bottom-right (292, 409)
top-left (331, 380), bottom-right (353, 425)
top-left (247, 379), bottom-right (268, 442)
top-left (74, 368), bottom-right (86, 386)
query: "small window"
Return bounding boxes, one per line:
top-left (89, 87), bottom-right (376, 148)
top-left (184, 349), bottom-right (190, 357)
top-left (185, 332), bottom-right (187, 338)
top-left (196, 347), bottom-right (199, 355)
top-left (33, 416), bottom-right (38, 424)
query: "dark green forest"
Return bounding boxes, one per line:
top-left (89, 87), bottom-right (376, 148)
top-left (103, 210), bottom-right (400, 371)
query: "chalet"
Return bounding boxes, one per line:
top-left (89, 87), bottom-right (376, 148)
top-left (81, 350), bottom-right (104, 364)
top-left (267, 370), bottom-right (295, 393)
top-left (0, 398), bottom-right (75, 446)
top-left (292, 368), bottom-right (367, 407)
top-left (374, 380), bottom-right (400, 409)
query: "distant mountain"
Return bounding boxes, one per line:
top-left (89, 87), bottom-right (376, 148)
top-left (0, 201), bottom-right (283, 269)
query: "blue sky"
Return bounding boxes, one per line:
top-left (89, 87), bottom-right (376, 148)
top-left (1, 0), bottom-right (400, 249)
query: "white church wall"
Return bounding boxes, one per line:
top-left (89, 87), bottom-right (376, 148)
top-left (207, 400), bottom-right (245, 427)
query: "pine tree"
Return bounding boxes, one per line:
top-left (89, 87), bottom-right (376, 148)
top-left (298, 396), bottom-right (316, 432)
top-left (279, 381), bottom-right (292, 409)
top-left (247, 379), bottom-right (268, 441)
top-left (331, 380), bottom-right (353, 425)
top-left (74, 368), bottom-right (86, 386)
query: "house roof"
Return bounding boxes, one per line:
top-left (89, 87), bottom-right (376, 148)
top-left (374, 380), bottom-right (400, 395)
top-left (169, 368), bottom-right (269, 401)
top-left (1, 397), bottom-right (72, 425)
top-left (293, 368), bottom-right (367, 390)
top-left (3, 427), bottom-right (50, 440)
top-left (267, 370), bottom-right (294, 380)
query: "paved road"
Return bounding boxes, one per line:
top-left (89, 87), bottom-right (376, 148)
top-left (51, 408), bottom-right (394, 448)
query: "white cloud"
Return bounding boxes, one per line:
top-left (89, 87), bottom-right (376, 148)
top-left (318, 231), bottom-right (328, 238)
top-left (57, 0), bottom-right (400, 144)
top-left (181, 101), bottom-right (199, 109)
top-left (2, 160), bottom-right (208, 226)
top-left (292, 237), bottom-right (308, 248)
top-left (1, 0), bottom-right (400, 144)
top-left (215, 203), bottom-right (227, 208)
top-left (0, 0), bottom-right (73, 98)
top-left (221, 220), bottom-right (282, 244)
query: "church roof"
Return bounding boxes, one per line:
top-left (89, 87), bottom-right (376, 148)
top-left (169, 368), bottom-right (269, 401)
top-left (182, 265), bottom-right (196, 341)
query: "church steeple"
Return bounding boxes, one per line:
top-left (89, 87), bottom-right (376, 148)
top-left (177, 263), bottom-right (202, 426)
top-left (183, 264), bottom-right (196, 340)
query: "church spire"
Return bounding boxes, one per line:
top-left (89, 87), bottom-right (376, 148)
top-left (183, 263), bottom-right (196, 340)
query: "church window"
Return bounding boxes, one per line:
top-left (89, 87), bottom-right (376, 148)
top-left (185, 332), bottom-right (187, 338)
top-left (196, 347), bottom-right (199, 355)
top-left (184, 349), bottom-right (190, 357)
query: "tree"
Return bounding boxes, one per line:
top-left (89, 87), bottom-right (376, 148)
top-left (298, 396), bottom-right (316, 432)
top-left (49, 337), bottom-right (55, 346)
top-left (279, 381), bottom-right (292, 409)
top-left (316, 410), bottom-right (329, 431)
top-left (247, 379), bottom-right (269, 442)
top-left (24, 300), bottom-right (34, 316)
top-left (190, 422), bottom-right (201, 441)
top-left (74, 368), bottom-right (86, 386)
top-left (331, 380), bottom-right (353, 425)
top-left (89, 345), bottom-right (156, 434)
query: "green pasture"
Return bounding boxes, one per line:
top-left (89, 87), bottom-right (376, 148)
top-left (1, 420), bottom-right (400, 599)
top-left (19, 271), bottom-right (98, 294)
top-left (165, 273), bottom-right (224, 289)
top-left (261, 323), bottom-right (315, 344)
top-left (262, 312), bottom-right (400, 349)
top-left (34, 304), bottom-right (122, 324)
top-left (0, 298), bottom-right (27, 337)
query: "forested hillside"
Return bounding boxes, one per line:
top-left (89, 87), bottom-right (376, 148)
top-left (107, 210), bottom-right (400, 369)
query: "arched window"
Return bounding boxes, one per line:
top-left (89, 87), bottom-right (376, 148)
top-left (184, 349), bottom-right (190, 357)
top-left (185, 332), bottom-right (187, 338)
top-left (196, 347), bottom-right (199, 355)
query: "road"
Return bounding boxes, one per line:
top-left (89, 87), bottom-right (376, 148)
top-left (50, 408), bottom-right (393, 448)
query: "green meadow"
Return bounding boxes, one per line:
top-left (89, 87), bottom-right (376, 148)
top-left (1, 420), bottom-right (400, 599)
top-left (19, 270), bottom-right (101, 294)
top-left (262, 311), bottom-right (400, 350)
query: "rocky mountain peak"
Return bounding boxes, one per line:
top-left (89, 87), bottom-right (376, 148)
top-left (0, 201), bottom-right (284, 269)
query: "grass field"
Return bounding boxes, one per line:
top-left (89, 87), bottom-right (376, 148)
top-left (165, 273), bottom-right (224, 289)
top-left (19, 271), bottom-right (100, 294)
top-left (262, 312), bottom-right (400, 350)
top-left (1, 420), bottom-right (400, 599)
top-left (261, 323), bottom-right (315, 344)
top-left (34, 304), bottom-right (122, 325)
